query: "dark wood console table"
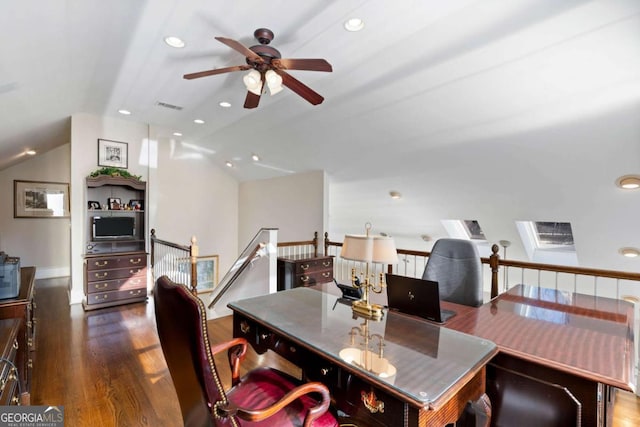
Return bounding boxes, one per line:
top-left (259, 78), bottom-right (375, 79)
top-left (229, 287), bottom-right (497, 426)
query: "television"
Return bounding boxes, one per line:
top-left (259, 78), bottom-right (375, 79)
top-left (92, 216), bottom-right (136, 240)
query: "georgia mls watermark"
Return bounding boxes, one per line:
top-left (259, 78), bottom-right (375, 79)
top-left (0, 406), bottom-right (63, 427)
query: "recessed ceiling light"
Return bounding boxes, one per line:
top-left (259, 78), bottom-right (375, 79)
top-left (173, 132), bottom-right (182, 137)
top-left (251, 153), bottom-right (260, 162)
top-left (344, 18), bottom-right (364, 32)
top-left (164, 36), bottom-right (185, 48)
top-left (620, 247), bottom-right (640, 258)
top-left (225, 161), bottom-right (233, 168)
top-left (25, 149), bottom-right (36, 156)
top-left (389, 191), bottom-right (402, 199)
top-left (194, 119), bottom-right (205, 124)
top-left (616, 175), bottom-right (640, 190)
top-left (219, 101), bottom-right (232, 108)
top-left (118, 109), bottom-right (131, 115)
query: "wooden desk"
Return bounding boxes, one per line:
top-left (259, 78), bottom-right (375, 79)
top-left (445, 284), bottom-right (636, 427)
top-left (229, 287), bottom-right (497, 426)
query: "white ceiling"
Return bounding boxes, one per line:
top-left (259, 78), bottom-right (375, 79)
top-left (1, 0), bottom-right (639, 271)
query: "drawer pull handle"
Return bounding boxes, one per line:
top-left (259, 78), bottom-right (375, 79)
top-left (12, 340), bottom-right (18, 350)
top-left (95, 261), bottom-right (109, 267)
top-left (322, 261), bottom-right (331, 267)
top-left (260, 333), bottom-right (270, 341)
top-left (322, 272), bottom-right (331, 277)
top-left (361, 390), bottom-right (385, 414)
top-left (129, 258), bottom-right (142, 265)
top-left (289, 346), bottom-right (296, 353)
top-left (95, 283), bottom-right (108, 290)
top-left (129, 290), bottom-right (142, 295)
top-left (240, 321), bottom-right (250, 334)
top-left (94, 272), bottom-right (108, 279)
top-left (300, 264), bottom-right (310, 270)
top-left (11, 396), bottom-right (19, 405)
top-left (96, 294), bottom-right (108, 301)
top-left (300, 276), bottom-right (309, 282)
top-left (129, 269), bottom-right (141, 274)
top-left (320, 368), bottom-right (329, 376)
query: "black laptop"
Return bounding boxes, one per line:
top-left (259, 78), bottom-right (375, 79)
top-left (385, 274), bottom-right (456, 323)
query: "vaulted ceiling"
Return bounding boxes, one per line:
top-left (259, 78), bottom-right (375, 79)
top-left (1, 1), bottom-right (639, 271)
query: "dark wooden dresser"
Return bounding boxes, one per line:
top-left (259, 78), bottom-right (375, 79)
top-left (0, 318), bottom-right (22, 405)
top-left (83, 251), bottom-right (147, 310)
top-left (0, 266), bottom-right (36, 405)
top-left (277, 254), bottom-right (333, 291)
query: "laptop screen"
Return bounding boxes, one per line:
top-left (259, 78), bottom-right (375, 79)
top-left (385, 274), bottom-right (456, 323)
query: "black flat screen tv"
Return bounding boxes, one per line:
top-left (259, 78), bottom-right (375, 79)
top-left (92, 216), bottom-right (136, 240)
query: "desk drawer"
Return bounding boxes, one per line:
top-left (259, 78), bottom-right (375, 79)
top-left (86, 288), bottom-right (147, 305)
top-left (295, 258), bottom-right (333, 275)
top-left (86, 276), bottom-right (146, 294)
top-left (86, 254), bottom-right (147, 271)
top-left (336, 373), bottom-right (415, 427)
top-left (86, 266), bottom-right (145, 282)
top-left (295, 270), bottom-right (333, 287)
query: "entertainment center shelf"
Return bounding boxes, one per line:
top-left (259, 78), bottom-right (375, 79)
top-left (83, 175), bottom-right (148, 311)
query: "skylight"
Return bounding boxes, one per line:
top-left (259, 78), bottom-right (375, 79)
top-left (463, 220), bottom-right (486, 241)
top-left (533, 221), bottom-right (574, 247)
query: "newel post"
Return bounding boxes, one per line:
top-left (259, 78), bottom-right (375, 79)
top-left (324, 232), bottom-right (330, 257)
top-left (490, 244), bottom-right (500, 299)
top-left (312, 231), bottom-right (319, 257)
top-left (189, 235), bottom-right (199, 295)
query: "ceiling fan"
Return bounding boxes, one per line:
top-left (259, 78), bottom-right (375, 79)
top-left (183, 28), bottom-right (332, 109)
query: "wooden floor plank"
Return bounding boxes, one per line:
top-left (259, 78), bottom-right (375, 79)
top-left (30, 276), bottom-right (640, 426)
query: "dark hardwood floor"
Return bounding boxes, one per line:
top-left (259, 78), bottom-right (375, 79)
top-left (31, 276), bottom-right (640, 426)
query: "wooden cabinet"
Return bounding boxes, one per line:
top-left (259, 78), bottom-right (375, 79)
top-left (84, 252), bottom-right (147, 309)
top-left (0, 266), bottom-right (36, 405)
top-left (277, 254), bottom-right (333, 291)
top-left (83, 175), bottom-right (148, 310)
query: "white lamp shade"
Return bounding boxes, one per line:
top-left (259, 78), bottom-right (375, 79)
top-left (341, 234), bottom-right (398, 264)
top-left (341, 235), bottom-right (373, 262)
top-left (243, 70), bottom-right (262, 95)
top-left (371, 236), bottom-right (398, 264)
top-left (265, 70), bottom-right (283, 95)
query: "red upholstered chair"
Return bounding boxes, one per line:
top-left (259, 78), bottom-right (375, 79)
top-left (154, 275), bottom-right (338, 427)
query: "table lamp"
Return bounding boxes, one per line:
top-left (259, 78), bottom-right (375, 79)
top-left (341, 223), bottom-right (398, 319)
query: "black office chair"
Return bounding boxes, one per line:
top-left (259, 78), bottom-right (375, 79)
top-left (422, 238), bottom-right (483, 307)
top-left (153, 275), bottom-right (339, 427)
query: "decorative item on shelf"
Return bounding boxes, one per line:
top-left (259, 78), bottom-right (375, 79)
top-left (88, 167), bottom-right (141, 181)
top-left (108, 198), bottom-right (121, 210)
top-left (129, 200), bottom-right (144, 211)
top-left (87, 201), bottom-right (100, 210)
top-left (341, 222), bottom-right (398, 319)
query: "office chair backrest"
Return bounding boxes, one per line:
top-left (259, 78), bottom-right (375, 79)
top-left (422, 238), bottom-right (483, 307)
top-left (154, 275), bottom-right (222, 427)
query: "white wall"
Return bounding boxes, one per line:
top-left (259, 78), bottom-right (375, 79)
top-left (148, 126), bottom-right (239, 277)
top-left (238, 170), bottom-right (327, 246)
top-left (0, 144), bottom-right (71, 278)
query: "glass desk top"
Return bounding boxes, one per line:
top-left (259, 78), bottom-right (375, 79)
top-left (228, 287), bottom-right (497, 407)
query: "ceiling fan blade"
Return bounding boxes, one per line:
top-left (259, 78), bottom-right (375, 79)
top-left (215, 37), bottom-right (264, 63)
top-left (183, 65), bottom-right (250, 80)
top-left (272, 58), bottom-right (332, 72)
top-left (244, 91), bottom-right (261, 109)
top-left (275, 70), bottom-right (325, 105)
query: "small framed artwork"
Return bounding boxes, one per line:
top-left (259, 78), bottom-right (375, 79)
top-left (129, 199), bottom-right (144, 211)
top-left (195, 255), bottom-right (219, 292)
top-left (88, 200), bottom-right (101, 210)
top-left (14, 180), bottom-right (70, 218)
top-left (98, 138), bottom-right (128, 169)
top-left (108, 198), bottom-right (122, 210)
top-left (178, 255), bottom-right (219, 293)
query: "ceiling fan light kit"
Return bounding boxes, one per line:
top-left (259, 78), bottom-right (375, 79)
top-left (184, 28), bottom-right (332, 108)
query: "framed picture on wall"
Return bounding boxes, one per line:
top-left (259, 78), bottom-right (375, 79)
top-left (14, 180), bottom-right (70, 218)
top-left (177, 255), bottom-right (219, 293)
top-left (98, 139), bottom-right (128, 169)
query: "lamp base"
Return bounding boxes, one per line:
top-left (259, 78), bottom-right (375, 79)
top-left (352, 300), bottom-right (384, 319)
